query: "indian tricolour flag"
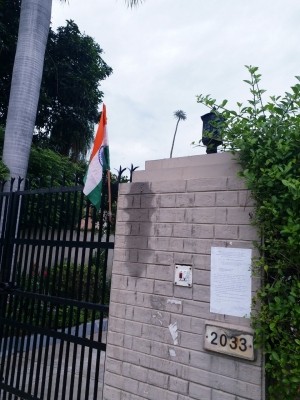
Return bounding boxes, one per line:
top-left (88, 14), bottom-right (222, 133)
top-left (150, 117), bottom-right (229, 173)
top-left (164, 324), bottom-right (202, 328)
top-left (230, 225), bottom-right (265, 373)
top-left (83, 104), bottom-right (110, 210)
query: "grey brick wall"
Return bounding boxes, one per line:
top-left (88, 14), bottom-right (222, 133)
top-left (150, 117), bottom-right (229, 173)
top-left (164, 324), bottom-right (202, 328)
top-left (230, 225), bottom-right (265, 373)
top-left (103, 154), bottom-right (264, 400)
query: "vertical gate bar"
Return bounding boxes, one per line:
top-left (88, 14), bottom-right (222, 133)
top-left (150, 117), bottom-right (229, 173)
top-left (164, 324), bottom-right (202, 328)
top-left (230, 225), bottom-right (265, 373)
top-left (53, 317), bottom-right (65, 400)
top-left (1, 335), bottom-right (12, 400)
top-left (65, 187), bottom-right (80, 266)
top-left (82, 201), bottom-right (96, 400)
top-left (48, 189), bottom-right (60, 294)
top-left (67, 190), bottom-right (86, 400)
top-left (40, 308), bottom-right (55, 400)
top-left (0, 191), bottom-right (13, 280)
top-left (18, 191), bottom-right (36, 399)
top-left (46, 331), bottom-right (57, 400)
top-left (99, 180), bottom-right (111, 346)
top-left (38, 189), bottom-right (55, 400)
top-left (85, 345), bottom-right (95, 400)
top-left (52, 187), bottom-right (71, 399)
top-left (19, 299), bottom-right (32, 393)
top-left (0, 194), bottom-right (10, 393)
top-left (76, 344), bottom-right (85, 400)
top-left (36, 316), bottom-right (50, 400)
top-left (14, 190), bottom-right (30, 392)
top-left (32, 191), bottom-right (49, 399)
top-left (81, 193), bottom-right (103, 400)
top-left (1, 192), bottom-right (21, 396)
top-left (25, 193), bottom-right (44, 396)
top-left (23, 193), bottom-right (37, 291)
top-left (0, 191), bottom-right (9, 272)
top-left (19, 192), bottom-right (41, 396)
top-left (46, 187), bottom-right (68, 400)
top-left (11, 193), bottom-right (31, 398)
top-left (22, 305), bottom-right (37, 394)
top-left (61, 335), bottom-right (71, 400)
top-left (26, 314), bottom-right (40, 396)
top-left (60, 188), bottom-right (80, 400)
top-left (8, 293), bottom-right (25, 394)
top-left (74, 195), bottom-right (92, 400)
top-left (56, 189), bottom-right (68, 300)
top-left (94, 178), bottom-right (113, 399)
top-left (17, 194), bottom-right (28, 287)
top-left (14, 295), bottom-right (33, 397)
top-left (24, 191), bottom-right (50, 396)
top-left (68, 324), bottom-right (78, 400)
top-left (93, 347), bottom-right (105, 400)
top-left (41, 189), bottom-right (55, 298)
top-left (84, 204), bottom-right (103, 400)
top-left (0, 195), bottom-right (11, 400)
top-left (12, 192), bottom-right (28, 391)
top-left (44, 190), bottom-right (61, 400)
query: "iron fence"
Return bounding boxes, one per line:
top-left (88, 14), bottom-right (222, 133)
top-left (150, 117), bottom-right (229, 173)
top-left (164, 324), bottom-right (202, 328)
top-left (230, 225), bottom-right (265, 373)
top-left (0, 173), bottom-right (117, 400)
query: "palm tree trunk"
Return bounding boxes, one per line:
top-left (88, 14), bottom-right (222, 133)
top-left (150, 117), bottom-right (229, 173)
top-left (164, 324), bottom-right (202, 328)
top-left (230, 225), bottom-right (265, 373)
top-left (170, 118), bottom-right (180, 158)
top-left (2, 0), bottom-right (52, 182)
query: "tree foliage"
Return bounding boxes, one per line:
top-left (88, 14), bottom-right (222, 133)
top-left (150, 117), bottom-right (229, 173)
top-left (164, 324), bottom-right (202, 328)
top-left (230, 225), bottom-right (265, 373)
top-left (35, 20), bottom-right (112, 160)
top-left (0, 124), bottom-right (84, 185)
top-left (27, 145), bottom-right (86, 186)
top-left (0, 0), bottom-right (20, 125)
top-left (196, 66), bottom-right (300, 400)
top-left (0, 7), bottom-right (112, 162)
top-left (0, 126), bottom-right (9, 179)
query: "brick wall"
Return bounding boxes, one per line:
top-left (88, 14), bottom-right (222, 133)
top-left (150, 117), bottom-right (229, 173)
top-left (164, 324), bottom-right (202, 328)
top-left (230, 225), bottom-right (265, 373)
top-left (103, 153), bottom-right (264, 400)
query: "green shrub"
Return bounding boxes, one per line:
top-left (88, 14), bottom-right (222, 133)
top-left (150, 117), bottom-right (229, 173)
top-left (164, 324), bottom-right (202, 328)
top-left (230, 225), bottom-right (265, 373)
top-left (196, 66), bottom-right (300, 400)
top-left (18, 256), bottom-right (110, 330)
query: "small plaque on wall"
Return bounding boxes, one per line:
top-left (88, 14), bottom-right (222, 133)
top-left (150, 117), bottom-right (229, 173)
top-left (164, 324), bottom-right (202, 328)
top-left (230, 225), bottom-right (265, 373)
top-left (204, 324), bottom-right (254, 361)
top-left (174, 265), bottom-right (192, 287)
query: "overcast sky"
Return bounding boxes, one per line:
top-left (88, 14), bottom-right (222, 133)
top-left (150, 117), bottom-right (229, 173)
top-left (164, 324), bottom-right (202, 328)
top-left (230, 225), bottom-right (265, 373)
top-left (51, 0), bottom-right (300, 173)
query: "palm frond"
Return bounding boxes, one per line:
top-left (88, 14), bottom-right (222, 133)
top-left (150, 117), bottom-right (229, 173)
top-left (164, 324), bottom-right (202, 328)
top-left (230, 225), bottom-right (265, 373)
top-left (174, 110), bottom-right (187, 121)
top-left (125, 0), bottom-right (144, 8)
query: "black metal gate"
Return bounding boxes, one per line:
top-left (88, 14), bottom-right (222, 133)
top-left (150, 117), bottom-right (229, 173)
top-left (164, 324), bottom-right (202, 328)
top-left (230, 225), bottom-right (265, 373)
top-left (0, 180), bottom-right (113, 399)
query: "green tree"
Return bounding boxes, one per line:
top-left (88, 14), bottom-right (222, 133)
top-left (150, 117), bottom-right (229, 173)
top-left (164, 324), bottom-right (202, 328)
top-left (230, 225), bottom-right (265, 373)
top-left (170, 110), bottom-right (186, 158)
top-left (196, 66), bottom-right (300, 400)
top-left (35, 20), bottom-right (112, 161)
top-left (0, 6), bottom-right (112, 161)
top-left (0, 0), bottom-right (20, 125)
top-left (0, 125), bottom-right (81, 184)
top-left (27, 145), bottom-right (86, 186)
top-left (2, 0), bottom-right (143, 183)
top-left (0, 126), bottom-right (9, 180)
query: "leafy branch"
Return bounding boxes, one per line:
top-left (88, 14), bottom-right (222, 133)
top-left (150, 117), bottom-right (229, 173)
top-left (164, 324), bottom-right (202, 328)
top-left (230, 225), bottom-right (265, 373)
top-left (196, 65), bottom-right (300, 400)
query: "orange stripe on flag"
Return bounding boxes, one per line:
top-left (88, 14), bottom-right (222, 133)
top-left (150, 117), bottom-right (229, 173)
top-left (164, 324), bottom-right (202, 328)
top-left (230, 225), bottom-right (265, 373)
top-left (90, 104), bottom-right (107, 161)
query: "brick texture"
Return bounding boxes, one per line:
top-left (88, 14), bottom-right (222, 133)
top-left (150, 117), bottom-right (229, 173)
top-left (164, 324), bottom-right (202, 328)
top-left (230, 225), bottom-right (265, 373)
top-left (104, 156), bottom-right (264, 400)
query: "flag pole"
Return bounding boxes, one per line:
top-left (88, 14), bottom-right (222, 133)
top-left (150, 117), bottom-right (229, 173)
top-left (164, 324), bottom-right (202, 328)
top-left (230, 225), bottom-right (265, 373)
top-left (107, 170), bottom-right (112, 223)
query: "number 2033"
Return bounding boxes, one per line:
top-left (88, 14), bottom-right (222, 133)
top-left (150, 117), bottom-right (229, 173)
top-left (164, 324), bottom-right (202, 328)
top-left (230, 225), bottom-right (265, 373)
top-left (204, 325), bottom-right (255, 361)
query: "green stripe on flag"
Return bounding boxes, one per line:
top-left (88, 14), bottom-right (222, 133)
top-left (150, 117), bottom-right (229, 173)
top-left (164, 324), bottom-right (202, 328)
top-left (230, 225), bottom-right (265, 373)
top-left (86, 180), bottom-right (103, 211)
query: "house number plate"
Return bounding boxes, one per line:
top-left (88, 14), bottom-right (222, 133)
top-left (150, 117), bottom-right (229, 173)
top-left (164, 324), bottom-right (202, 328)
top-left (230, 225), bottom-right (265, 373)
top-left (204, 325), bottom-right (255, 360)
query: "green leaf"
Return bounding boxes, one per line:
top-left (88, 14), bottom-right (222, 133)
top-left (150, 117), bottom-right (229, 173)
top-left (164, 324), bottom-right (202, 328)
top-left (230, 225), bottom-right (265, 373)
top-left (271, 351), bottom-right (280, 361)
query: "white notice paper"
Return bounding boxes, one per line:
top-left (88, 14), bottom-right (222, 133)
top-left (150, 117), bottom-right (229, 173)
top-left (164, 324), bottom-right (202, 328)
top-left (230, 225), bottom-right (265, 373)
top-left (210, 247), bottom-right (252, 318)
